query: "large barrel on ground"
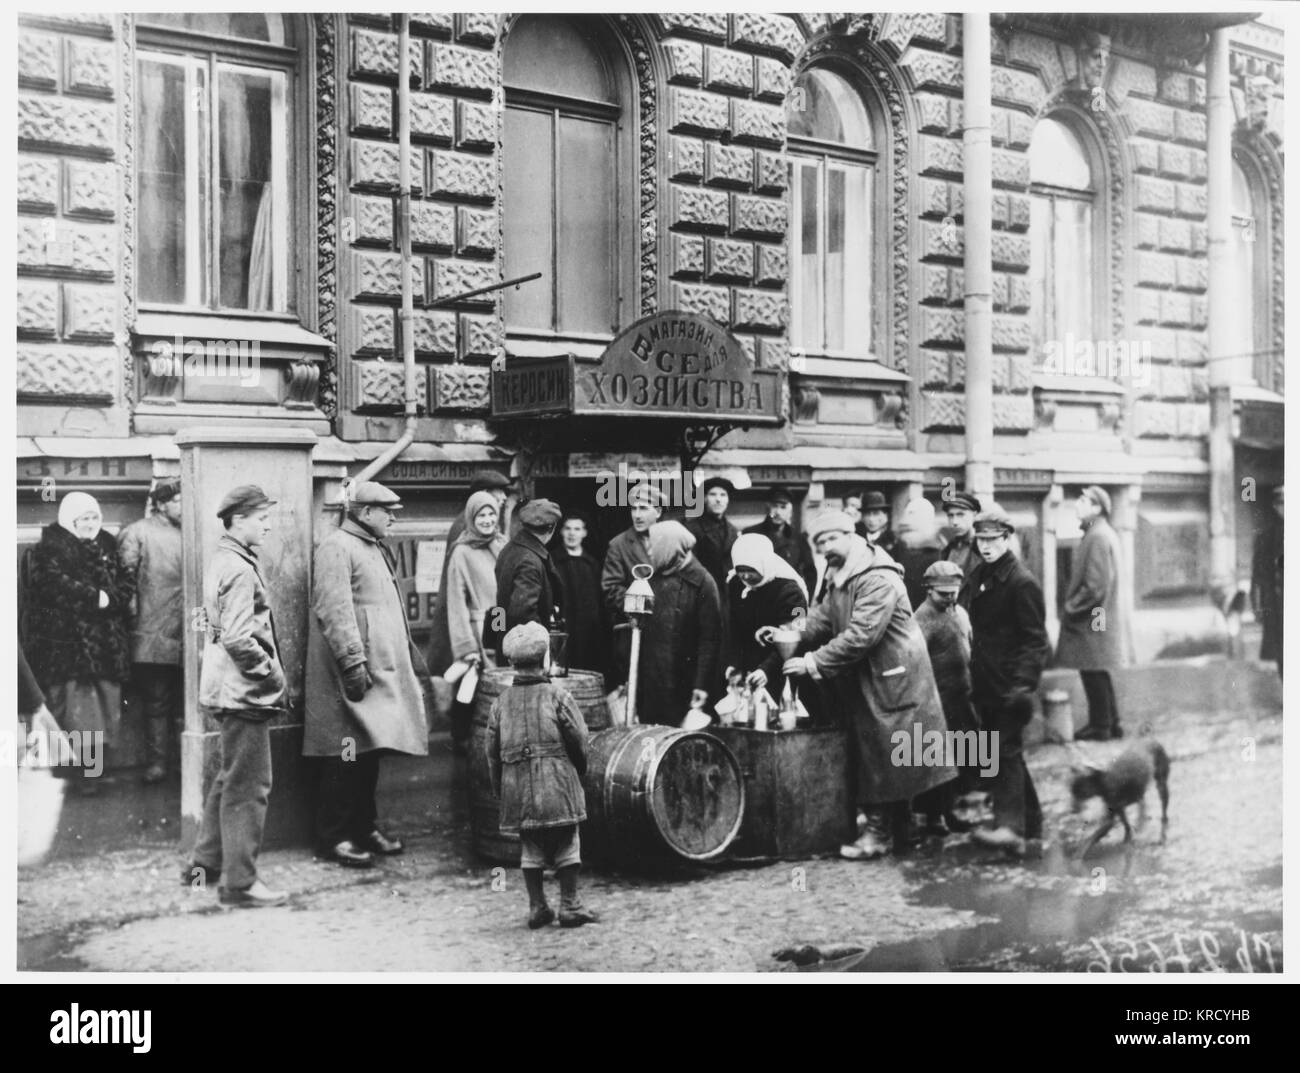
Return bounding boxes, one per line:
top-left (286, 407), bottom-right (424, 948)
top-left (469, 668), bottom-right (609, 864)
top-left (582, 725), bottom-right (745, 866)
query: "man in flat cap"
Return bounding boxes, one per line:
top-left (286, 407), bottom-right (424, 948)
top-left (304, 481), bottom-right (428, 868)
top-left (429, 470), bottom-right (516, 676)
top-left (1057, 486), bottom-right (1128, 740)
top-left (744, 486), bottom-right (816, 593)
top-left (601, 483), bottom-right (663, 688)
top-left (118, 478), bottom-right (184, 784)
top-left (782, 511), bottom-right (956, 859)
top-left (1251, 484), bottom-right (1284, 680)
top-left (958, 506), bottom-right (1050, 855)
top-left (185, 485), bottom-right (288, 907)
top-left (940, 490), bottom-right (983, 580)
top-left (493, 498), bottom-right (565, 660)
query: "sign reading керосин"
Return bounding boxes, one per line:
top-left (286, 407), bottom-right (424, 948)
top-left (578, 311), bottom-right (782, 423)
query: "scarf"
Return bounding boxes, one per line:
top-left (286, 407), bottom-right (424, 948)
top-left (58, 491), bottom-right (102, 540)
top-left (728, 532), bottom-right (809, 601)
top-left (647, 520), bottom-right (696, 576)
top-left (454, 490), bottom-right (506, 553)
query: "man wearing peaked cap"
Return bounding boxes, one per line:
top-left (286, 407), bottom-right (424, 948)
top-left (1058, 485), bottom-right (1128, 741)
top-left (216, 484), bottom-right (276, 520)
top-left (744, 486), bottom-right (815, 593)
top-left (304, 477), bottom-right (427, 869)
top-left (602, 483), bottom-right (665, 686)
top-left (493, 498), bottom-right (565, 659)
top-left (941, 490), bottom-right (983, 580)
top-left (958, 502), bottom-right (1050, 857)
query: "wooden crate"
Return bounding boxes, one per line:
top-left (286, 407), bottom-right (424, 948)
top-left (712, 725), bottom-right (854, 860)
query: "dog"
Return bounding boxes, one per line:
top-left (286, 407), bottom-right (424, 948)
top-left (1069, 741), bottom-right (1170, 858)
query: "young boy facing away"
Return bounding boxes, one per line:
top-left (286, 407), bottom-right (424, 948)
top-left (487, 621), bottom-right (598, 929)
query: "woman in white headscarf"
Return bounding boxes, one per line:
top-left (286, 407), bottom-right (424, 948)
top-left (633, 521), bottom-right (722, 725)
top-left (726, 533), bottom-right (809, 695)
top-left (24, 492), bottom-right (133, 790)
top-left (442, 490), bottom-right (507, 751)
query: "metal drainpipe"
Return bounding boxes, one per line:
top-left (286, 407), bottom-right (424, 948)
top-left (962, 13), bottom-right (995, 506)
top-left (348, 12), bottom-right (417, 497)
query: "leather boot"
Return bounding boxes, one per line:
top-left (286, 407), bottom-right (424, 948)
top-left (557, 865), bottom-right (599, 927)
top-left (840, 808), bottom-right (890, 859)
top-left (523, 868), bottom-right (554, 929)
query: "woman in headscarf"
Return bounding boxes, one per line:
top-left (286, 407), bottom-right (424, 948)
top-left (442, 491), bottom-right (508, 751)
top-left (24, 492), bottom-right (133, 791)
top-left (892, 497), bottom-right (944, 613)
top-left (726, 533), bottom-right (809, 697)
top-left (633, 521), bottom-right (722, 726)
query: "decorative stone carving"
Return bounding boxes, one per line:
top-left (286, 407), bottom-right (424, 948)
top-left (792, 384), bottom-right (820, 423)
top-left (17, 344), bottom-right (116, 401)
top-left (284, 360), bottom-right (322, 408)
top-left (317, 13), bottom-right (340, 418)
top-left (1075, 31), bottom-right (1110, 93)
top-left (433, 363), bottom-right (490, 411)
top-left (1244, 74), bottom-right (1275, 130)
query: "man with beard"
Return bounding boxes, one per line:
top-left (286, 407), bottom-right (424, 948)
top-left (940, 491), bottom-right (982, 579)
top-left (958, 507), bottom-right (1050, 857)
top-left (304, 482), bottom-right (429, 868)
top-left (780, 511), bottom-right (955, 859)
top-left (744, 486), bottom-right (815, 593)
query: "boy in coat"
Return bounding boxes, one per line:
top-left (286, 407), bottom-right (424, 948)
top-left (486, 622), bottom-right (597, 929)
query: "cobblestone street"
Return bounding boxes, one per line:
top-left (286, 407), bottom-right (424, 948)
top-left (17, 698), bottom-right (1282, 974)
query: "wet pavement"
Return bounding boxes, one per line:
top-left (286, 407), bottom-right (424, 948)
top-left (16, 701), bottom-right (1283, 974)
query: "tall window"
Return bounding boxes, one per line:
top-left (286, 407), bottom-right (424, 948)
top-left (1029, 116), bottom-right (1098, 356)
top-left (1228, 157), bottom-right (1272, 387)
top-left (787, 68), bottom-right (875, 358)
top-left (136, 14), bottom-right (297, 313)
top-left (503, 16), bottom-right (630, 337)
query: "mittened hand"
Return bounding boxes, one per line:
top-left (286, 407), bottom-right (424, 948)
top-left (343, 662), bottom-right (372, 702)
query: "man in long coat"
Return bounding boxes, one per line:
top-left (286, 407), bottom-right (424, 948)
top-left (685, 477), bottom-right (740, 599)
top-left (601, 484), bottom-right (663, 687)
top-left (304, 481), bottom-right (428, 868)
top-left (743, 486), bottom-right (816, 593)
top-left (493, 499), bottom-right (564, 658)
top-left (1252, 485), bottom-right (1283, 679)
top-left (959, 507), bottom-right (1050, 855)
top-left (782, 511), bottom-right (956, 860)
top-left (1056, 486), bottom-right (1127, 740)
top-left (118, 479), bottom-right (184, 783)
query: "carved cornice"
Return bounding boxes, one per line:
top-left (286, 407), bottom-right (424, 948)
top-left (612, 14), bottom-right (659, 316)
top-left (315, 13), bottom-right (339, 419)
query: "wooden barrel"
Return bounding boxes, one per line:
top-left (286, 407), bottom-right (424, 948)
top-left (582, 725), bottom-right (745, 865)
top-left (468, 668), bottom-right (610, 865)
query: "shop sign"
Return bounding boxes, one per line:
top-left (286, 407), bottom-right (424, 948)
top-left (379, 459), bottom-right (509, 484)
top-left (491, 355), bottom-right (573, 417)
top-left (578, 311), bottom-right (782, 423)
top-left (1238, 401), bottom-right (1283, 447)
top-left (19, 457), bottom-right (155, 484)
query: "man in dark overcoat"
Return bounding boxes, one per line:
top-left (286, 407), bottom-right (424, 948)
top-left (743, 486), bottom-right (816, 593)
top-left (493, 499), bottom-right (564, 658)
top-left (1252, 485), bottom-right (1283, 679)
top-left (600, 484), bottom-right (663, 688)
top-left (1056, 486), bottom-right (1127, 740)
top-left (958, 507), bottom-right (1050, 856)
top-left (940, 490), bottom-right (982, 579)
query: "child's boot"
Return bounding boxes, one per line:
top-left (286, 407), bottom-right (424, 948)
top-left (523, 868), bottom-right (554, 929)
top-left (557, 865), bottom-right (599, 928)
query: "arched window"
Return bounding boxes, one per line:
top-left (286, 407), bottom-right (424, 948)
top-left (786, 67), bottom-right (876, 359)
top-left (1228, 154), bottom-right (1278, 390)
top-left (502, 16), bottom-right (633, 339)
top-left (1028, 116), bottom-right (1100, 356)
top-left (136, 14), bottom-right (299, 312)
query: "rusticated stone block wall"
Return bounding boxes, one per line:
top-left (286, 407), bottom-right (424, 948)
top-left (17, 13), bottom-right (123, 416)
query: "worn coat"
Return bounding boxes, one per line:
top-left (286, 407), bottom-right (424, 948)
top-left (443, 539), bottom-right (502, 666)
top-left (941, 532), bottom-right (982, 582)
top-left (726, 575), bottom-right (807, 688)
top-left (493, 529), bottom-right (564, 657)
top-left (914, 601), bottom-right (978, 733)
top-left (486, 672), bottom-right (588, 833)
top-left (800, 538), bottom-right (954, 804)
top-left (1055, 516), bottom-right (1127, 670)
top-left (118, 512), bottom-right (184, 665)
top-left (636, 558), bottom-right (722, 724)
top-left (198, 533), bottom-right (286, 717)
top-left (24, 524), bottom-right (133, 687)
top-left (743, 516), bottom-right (816, 593)
top-left (303, 517), bottom-right (428, 757)
top-left (600, 526), bottom-right (651, 617)
top-left (685, 513), bottom-right (739, 599)
top-left (553, 548), bottom-right (610, 676)
top-left (1252, 513), bottom-right (1284, 664)
top-left (959, 550), bottom-right (1050, 706)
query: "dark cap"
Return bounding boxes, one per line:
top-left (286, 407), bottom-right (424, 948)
top-left (766, 486), bottom-right (793, 505)
top-left (216, 484), bottom-right (276, 520)
top-left (972, 506), bottom-right (1015, 536)
top-left (861, 490), bottom-right (889, 511)
top-left (942, 491), bottom-right (982, 514)
top-left (469, 470), bottom-right (514, 493)
top-left (518, 498), bottom-right (562, 528)
top-left (349, 481), bottom-right (403, 509)
top-left (151, 479), bottom-right (181, 505)
top-left (628, 483), bottom-right (667, 509)
top-left (702, 476), bottom-right (736, 497)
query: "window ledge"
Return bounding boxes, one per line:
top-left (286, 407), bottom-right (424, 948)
top-left (134, 312), bottom-right (333, 353)
top-left (1034, 373), bottom-right (1126, 395)
top-left (505, 334), bottom-right (612, 361)
top-left (794, 356), bottom-right (910, 383)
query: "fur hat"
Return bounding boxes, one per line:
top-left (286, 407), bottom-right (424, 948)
top-left (807, 510), bottom-right (856, 540)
